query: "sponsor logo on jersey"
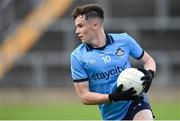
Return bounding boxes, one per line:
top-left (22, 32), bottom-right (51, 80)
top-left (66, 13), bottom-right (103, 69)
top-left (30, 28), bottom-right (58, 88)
top-left (116, 48), bottom-right (124, 56)
top-left (90, 62), bottom-right (128, 80)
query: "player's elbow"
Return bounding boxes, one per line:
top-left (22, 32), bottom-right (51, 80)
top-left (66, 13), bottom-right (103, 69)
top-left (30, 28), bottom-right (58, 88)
top-left (79, 94), bottom-right (93, 105)
top-left (81, 100), bottom-right (90, 105)
top-left (80, 96), bottom-right (91, 105)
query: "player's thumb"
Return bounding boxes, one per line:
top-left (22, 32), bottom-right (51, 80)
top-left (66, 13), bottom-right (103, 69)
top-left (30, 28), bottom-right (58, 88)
top-left (117, 84), bottom-right (123, 91)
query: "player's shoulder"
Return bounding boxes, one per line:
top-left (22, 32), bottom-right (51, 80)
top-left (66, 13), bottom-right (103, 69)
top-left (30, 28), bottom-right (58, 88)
top-left (71, 43), bottom-right (86, 57)
top-left (108, 33), bottom-right (132, 42)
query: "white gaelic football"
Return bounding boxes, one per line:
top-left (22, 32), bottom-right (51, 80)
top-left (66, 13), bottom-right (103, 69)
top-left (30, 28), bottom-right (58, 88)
top-left (117, 68), bottom-right (145, 95)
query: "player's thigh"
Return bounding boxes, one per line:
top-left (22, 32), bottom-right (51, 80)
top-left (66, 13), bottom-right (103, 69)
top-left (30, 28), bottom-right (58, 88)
top-left (133, 109), bottom-right (153, 120)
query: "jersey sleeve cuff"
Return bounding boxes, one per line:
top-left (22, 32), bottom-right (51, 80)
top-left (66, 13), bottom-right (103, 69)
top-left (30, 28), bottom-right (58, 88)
top-left (136, 50), bottom-right (144, 60)
top-left (73, 78), bottom-right (88, 83)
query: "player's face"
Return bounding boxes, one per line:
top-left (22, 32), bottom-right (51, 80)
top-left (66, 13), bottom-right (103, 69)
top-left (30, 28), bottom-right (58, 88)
top-left (74, 15), bottom-right (95, 43)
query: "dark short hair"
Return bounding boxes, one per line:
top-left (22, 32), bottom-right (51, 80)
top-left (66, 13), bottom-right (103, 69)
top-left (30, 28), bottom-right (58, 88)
top-left (71, 4), bottom-right (104, 21)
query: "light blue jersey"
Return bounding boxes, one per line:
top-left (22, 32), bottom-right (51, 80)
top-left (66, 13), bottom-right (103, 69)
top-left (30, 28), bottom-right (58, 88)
top-left (71, 33), bottom-right (144, 120)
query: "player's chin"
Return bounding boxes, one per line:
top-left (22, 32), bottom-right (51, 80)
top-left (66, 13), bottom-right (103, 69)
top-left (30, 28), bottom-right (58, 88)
top-left (81, 39), bottom-right (88, 43)
top-left (81, 39), bottom-right (86, 43)
top-left (80, 38), bottom-right (90, 43)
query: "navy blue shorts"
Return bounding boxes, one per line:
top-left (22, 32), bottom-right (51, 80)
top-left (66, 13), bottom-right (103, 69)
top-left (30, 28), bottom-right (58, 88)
top-left (122, 97), bottom-right (154, 120)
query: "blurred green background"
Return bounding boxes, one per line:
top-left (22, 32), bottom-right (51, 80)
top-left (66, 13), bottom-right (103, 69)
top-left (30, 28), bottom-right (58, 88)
top-left (0, 0), bottom-right (180, 120)
top-left (0, 100), bottom-right (180, 120)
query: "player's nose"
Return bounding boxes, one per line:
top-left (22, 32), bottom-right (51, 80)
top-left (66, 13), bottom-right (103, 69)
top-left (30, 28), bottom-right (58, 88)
top-left (75, 28), bottom-right (80, 35)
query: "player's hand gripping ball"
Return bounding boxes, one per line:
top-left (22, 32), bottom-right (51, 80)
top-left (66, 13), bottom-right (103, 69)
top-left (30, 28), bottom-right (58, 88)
top-left (117, 68), bottom-right (145, 96)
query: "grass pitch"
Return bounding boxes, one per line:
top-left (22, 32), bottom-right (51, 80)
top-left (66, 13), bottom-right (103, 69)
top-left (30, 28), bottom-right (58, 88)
top-left (0, 101), bottom-right (179, 120)
top-left (0, 103), bottom-right (101, 120)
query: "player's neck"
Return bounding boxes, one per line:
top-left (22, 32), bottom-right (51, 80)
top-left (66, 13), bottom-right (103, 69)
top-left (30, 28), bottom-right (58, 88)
top-left (91, 30), bottom-right (106, 48)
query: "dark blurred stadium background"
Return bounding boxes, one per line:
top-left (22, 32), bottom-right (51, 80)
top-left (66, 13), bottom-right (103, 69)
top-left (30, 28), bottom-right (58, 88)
top-left (0, 0), bottom-right (180, 119)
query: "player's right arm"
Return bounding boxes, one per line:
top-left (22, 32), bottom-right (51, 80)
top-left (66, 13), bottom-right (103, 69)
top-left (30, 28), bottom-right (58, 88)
top-left (74, 81), bottom-right (109, 105)
top-left (71, 52), bottom-right (110, 105)
top-left (74, 81), bottom-right (138, 105)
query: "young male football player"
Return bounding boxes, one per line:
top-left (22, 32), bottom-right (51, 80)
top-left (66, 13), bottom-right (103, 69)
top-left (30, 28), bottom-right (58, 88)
top-left (70, 4), bottom-right (156, 120)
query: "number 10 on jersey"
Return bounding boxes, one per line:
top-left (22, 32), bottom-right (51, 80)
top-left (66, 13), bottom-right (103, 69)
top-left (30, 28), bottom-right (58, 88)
top-left (102, 55), bottom-right (111, 63)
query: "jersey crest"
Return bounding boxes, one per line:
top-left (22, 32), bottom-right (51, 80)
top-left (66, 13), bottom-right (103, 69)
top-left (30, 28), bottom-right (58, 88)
top-left (116, 48), bottom-right (124, 56)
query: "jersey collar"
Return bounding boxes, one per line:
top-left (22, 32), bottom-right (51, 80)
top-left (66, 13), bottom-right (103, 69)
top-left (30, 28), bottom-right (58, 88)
top-left (85, 34), bottom-right (114, 52)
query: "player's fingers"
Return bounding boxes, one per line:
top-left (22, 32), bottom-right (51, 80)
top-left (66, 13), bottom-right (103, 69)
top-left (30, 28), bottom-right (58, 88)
top-left (126, 88), bottom-right (136, 95)
top-left (132, 95), bottom-right (139, 100)
top-left (143, 88), bottom-right (148, 93)
top-left (117, 84), bottom-right (123, 91)
top-left (141, 75), bottom-right (149, 80)
top-left (143, 85), bottom-right (149, 93)
top-left (142, 79), bottom-right (151, 86)
top-left (130, 90), bottom-right (137, 95)
top-left (124, 87), bottom-right (133, 93)
top-left (142, 80), bottom-right (147, 85)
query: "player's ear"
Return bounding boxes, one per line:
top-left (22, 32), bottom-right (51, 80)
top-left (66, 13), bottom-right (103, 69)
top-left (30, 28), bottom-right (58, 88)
top-left (92, 21), bottom-right (98, 30)
top-left (92, 19), bottom-right (100, 30)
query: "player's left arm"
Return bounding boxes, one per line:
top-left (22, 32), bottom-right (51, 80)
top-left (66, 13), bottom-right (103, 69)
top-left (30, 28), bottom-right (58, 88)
top-left (139, 51), bottom-right (156, 93)
top-left (140, 51), bottom-right (156, 72)
top-left (126, 33), bottom-right (156, 92)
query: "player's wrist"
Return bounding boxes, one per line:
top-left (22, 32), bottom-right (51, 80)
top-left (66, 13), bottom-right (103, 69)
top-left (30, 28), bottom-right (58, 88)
top-left (108, 94), bottom-right (113, 102)
top-left (138, 68), bottom-right (154, 79)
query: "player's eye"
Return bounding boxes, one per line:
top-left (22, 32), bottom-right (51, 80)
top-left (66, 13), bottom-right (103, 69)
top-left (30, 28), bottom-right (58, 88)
top-left (77, 23), bottom-right (84, 28)
top-left (78, 25), bottom-right (83, 28)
